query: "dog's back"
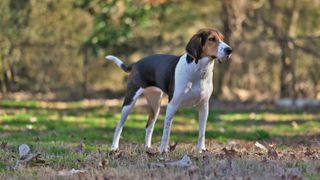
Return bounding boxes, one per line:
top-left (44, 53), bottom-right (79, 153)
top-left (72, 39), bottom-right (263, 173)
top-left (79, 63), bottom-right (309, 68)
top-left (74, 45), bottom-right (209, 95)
top-left (131, 54), bottom-right (180, 98)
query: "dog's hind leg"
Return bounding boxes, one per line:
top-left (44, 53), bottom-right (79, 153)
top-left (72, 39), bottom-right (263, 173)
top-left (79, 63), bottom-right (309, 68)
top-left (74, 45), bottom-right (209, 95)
top-left (110, 86), bottom-right (144, 151)
top-left (144, 87), bottom-right (163, 148)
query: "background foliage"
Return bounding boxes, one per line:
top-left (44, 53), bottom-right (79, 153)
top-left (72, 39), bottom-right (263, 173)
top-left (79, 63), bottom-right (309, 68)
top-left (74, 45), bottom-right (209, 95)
top-left (0, 0), bottom-right (319, 101)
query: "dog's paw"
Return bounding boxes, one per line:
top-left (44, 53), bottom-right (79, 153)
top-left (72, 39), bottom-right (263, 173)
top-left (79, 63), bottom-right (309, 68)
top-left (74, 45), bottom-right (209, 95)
top-left (196, 147), bottom-right (209, 154)
top-left (109, 146), bottom-right (119, 152)
top-left (159, 145), bottom-right (169, 154)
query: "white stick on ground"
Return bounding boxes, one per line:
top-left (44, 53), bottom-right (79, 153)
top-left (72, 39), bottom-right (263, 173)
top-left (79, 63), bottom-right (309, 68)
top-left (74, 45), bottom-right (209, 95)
top-left (255, 141), bottom-right (268, 152)
top-left (149, 154), bottom-right (192, 168)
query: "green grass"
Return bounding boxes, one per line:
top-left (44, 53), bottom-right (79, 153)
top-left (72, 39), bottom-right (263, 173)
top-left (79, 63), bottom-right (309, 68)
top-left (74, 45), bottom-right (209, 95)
top-left (0, 100), bottom-right (319, 179)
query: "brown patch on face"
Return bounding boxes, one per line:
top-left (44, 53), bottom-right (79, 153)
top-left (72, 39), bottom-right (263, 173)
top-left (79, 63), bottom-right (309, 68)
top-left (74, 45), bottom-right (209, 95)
top-left (201, 29), bottom-right (224, 59)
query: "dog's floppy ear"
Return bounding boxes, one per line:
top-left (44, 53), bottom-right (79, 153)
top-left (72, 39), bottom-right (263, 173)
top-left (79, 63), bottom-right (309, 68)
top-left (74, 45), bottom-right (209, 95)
top-left (186, 31), bottom-right (206, 64)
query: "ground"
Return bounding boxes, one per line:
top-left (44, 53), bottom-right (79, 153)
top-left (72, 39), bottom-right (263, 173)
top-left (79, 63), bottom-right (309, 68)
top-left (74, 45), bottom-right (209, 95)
top-left (0, 99), bottom-right (319, 179)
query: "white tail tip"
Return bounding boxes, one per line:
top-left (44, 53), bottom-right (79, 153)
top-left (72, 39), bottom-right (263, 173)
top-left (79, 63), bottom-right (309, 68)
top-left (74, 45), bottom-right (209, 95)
top-left (105, 55), bottom-right (115, 61)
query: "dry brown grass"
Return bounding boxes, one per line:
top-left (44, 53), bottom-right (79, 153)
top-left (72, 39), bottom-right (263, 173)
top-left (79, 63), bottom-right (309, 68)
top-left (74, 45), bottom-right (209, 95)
top-left (1, 140), bottom-right (320, 180)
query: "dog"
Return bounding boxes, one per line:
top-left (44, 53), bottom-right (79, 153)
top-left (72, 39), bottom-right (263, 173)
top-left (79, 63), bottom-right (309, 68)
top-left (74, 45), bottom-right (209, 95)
top-left (106, 28), bottom-right (232, 153)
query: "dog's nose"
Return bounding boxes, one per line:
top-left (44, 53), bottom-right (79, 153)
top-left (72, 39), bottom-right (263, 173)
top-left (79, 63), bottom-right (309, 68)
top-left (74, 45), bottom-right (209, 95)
top-left (224, 47), bottom-right (232, 54)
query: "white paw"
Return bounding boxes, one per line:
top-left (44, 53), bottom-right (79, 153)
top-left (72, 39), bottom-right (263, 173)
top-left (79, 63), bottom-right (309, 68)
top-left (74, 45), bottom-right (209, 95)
top-left (196, 147), bottom-right (207, 153)
top-left (159, 145), bottom-right (169, 154)
top-left (109, 145), bottom-right (118, 152)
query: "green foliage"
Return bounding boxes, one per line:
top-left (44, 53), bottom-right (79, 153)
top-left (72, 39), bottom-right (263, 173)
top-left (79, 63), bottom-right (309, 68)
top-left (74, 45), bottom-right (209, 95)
top-left (74, 0), bottom-right (169, 54)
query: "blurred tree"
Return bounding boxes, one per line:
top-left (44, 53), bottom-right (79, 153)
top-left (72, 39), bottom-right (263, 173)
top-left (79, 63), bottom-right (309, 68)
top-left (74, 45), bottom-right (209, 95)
top-left (1, 0), bottom-right (319, 100)
top-left (260, 0), bottom-right (320, 98)
top-left (0, 0), bottom-right (31, 92)
top-left (74, 0), bottom-right (169, 54)
top-left (215, 0), bottom-right (248, 98)
top-left (73, 0), bottom-right (171, 97)
top-left (1, 0), bottom-right (93, 98)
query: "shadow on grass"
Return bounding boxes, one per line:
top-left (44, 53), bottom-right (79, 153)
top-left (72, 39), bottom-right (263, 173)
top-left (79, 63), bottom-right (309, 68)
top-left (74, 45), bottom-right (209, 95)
top-left (2, 125), bottom-right (318, 148)
top-left (218, 118), bottom-right (320, 126)
top-left (1, 102), bottom-right (320, 148)
top-left (1, 127), bottom-right (270, 145)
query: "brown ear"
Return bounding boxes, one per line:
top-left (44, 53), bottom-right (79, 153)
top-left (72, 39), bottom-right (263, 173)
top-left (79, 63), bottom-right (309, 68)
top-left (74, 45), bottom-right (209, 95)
top-left (186, 33), bottom-right (204, 64)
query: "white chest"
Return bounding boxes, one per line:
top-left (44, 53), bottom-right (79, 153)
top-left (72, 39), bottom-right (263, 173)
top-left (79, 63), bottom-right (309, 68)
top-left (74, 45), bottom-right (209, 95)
top-left (174, 55), bottom-right (214, 107)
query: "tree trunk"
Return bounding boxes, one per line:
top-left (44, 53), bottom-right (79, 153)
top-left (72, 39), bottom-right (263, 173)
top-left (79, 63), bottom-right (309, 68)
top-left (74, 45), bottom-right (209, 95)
top-left (0, 57), bottom-right (7, 93)
top-left (214, 0), bottom-right (246, 98)
top-left (81, 47), bottom-right (89, 99)
top-left (279, 39), bottom-right (295, 98)
top-left (267, 0), bottom-right (299, 99)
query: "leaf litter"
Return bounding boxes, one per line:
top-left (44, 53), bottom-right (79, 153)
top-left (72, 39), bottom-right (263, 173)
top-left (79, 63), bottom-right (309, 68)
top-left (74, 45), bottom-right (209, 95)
top-left (1, 139), bottom-right (319, 179)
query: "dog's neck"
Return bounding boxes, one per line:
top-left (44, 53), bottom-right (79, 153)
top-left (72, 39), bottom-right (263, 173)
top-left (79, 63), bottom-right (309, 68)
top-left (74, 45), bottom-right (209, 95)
top-left (186, 53), bottom-right (215, 67)
top-left (181, 53), bottom-right (215, 81)
top-left (184, 54), bottom-right (214, 69)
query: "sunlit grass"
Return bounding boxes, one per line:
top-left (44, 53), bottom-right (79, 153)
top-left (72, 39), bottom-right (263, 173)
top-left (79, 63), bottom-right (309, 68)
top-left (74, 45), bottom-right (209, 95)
top-left (1, 100), bottom-right (320, 143)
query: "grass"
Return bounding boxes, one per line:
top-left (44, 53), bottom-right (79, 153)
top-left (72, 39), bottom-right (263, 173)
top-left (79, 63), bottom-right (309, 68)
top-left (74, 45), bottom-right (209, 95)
top-left (0, 99), bottom-right (320, 179)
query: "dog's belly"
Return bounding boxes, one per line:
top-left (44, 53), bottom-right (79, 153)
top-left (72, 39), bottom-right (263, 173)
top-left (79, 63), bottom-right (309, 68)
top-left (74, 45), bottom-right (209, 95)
top-left (180, 80), bottom-right (213, 107)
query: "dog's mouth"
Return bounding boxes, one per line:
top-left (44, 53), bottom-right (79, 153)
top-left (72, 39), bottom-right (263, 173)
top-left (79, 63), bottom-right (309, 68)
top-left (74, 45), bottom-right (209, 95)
top-left (216, 54), bottom-right (232, 64)
top-left (210, 55), bottom-right (217, 59)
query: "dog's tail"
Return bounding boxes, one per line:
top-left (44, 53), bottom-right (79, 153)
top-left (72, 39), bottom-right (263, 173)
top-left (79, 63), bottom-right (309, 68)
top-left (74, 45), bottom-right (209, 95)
top-left (105, 55), bottom-right (132, 73)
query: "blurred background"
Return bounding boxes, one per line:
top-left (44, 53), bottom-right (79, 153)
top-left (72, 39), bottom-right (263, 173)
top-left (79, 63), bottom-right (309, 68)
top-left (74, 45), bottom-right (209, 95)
top-left (0, 0), bottom-right (319, 102)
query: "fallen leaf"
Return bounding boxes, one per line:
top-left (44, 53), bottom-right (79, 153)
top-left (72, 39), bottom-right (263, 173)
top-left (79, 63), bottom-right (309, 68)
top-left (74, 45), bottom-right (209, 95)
top-left (19, 144), bottom-right (31, 160)
top-left (75, 143), bottom-right (84, 153)
top-left (98, 159), bottom-right (107, 168)
top-left (222, 147), bottom-right (238, 158)
top-left (304, 148), bottom-right (314, 156)
top-left (289, 152), bottom-right (296, 159)
top-left (113, 150), bottom-right (125, 159)
top-left (169, 142), bottom-right (178, 152)
top-left (146, 149), bottom-right (158, 157)
top-left (267, 148), bottom-right (278, 159)
top-left (13, 152), bottom-right (41, 170)
top-left (35, 154), bottom-right (46, 164)
top-left (0, 141), bottom-right (7, 149)
top-left (268, 143), bottom-right (276, 148)
top-left (255, 152), bottom-right (264, 156)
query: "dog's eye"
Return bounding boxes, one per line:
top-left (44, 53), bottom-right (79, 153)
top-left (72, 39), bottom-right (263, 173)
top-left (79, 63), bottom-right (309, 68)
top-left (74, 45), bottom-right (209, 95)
top-left (208, 37), bottom-right (216, 42)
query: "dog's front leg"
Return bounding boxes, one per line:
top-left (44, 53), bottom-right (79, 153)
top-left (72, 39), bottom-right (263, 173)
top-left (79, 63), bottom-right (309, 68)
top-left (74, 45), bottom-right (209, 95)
top-left (197, 102), bottom-right (209, 153)
top-left (159, 101), bottom-right (180, 153)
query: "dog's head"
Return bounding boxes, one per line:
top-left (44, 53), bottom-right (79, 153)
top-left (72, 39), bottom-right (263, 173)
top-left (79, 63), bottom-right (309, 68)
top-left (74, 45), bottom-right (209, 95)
top-left (186, 28), bottom-right (232, 63)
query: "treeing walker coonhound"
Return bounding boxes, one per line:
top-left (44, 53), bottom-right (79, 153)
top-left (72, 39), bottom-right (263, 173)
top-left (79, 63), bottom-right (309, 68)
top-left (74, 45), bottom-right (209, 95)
top-left (106, 28), bottom-right (232, 153)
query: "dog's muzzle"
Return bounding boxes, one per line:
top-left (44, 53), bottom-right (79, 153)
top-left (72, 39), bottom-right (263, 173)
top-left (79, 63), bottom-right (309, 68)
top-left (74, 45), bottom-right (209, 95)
top-left (217, 47), bottom-right (232, 63)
